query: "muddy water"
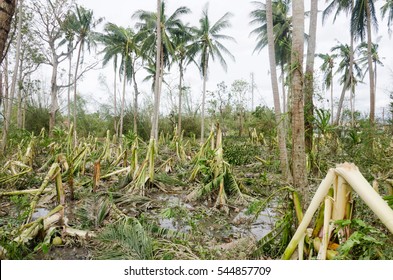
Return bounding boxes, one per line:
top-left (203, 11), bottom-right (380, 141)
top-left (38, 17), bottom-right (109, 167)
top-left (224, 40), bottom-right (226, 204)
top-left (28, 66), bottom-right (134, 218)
top-left (155, 193), bottom-right (276, 241)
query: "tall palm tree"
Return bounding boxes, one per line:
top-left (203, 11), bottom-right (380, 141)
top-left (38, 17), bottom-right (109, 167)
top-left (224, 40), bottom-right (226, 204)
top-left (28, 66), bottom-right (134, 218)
top-left (189, 3), bottom-right (235, 143)
top-left (249, 0), bottom-right (292, 113)
top-left (99, 23), bottom-right (136, 140)
top-left (69, 5), bottom-right (103, 144)
top-left (172, 24), bottom-right (194, 136)
top-left (98, 26), bottom-right (120, 137)
top-left (351, 0), bottom-right (378, 123)
top-left (133, 1), bottom-right (190, 140)
top-left (331, 42), bottom-right (362, 124)
top-left (250, 0), bottom-right (291, 182)
top-left (323, 0), bottom-right (355, 125)
top-left (316, 53), bottom-right (337, 124)
top-left (357, 40), bottom-right (383, 95)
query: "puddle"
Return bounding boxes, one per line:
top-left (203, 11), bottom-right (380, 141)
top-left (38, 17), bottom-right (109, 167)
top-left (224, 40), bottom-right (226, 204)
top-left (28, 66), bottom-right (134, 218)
top-left (232, 207), bottom-right (276, 240)
top-left (31, 208), bottom-right (50, 221)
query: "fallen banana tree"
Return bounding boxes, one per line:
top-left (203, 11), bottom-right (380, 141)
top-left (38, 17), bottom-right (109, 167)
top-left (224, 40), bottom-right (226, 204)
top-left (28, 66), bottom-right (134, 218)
top-left (282, 163), bottom-right (393, 260)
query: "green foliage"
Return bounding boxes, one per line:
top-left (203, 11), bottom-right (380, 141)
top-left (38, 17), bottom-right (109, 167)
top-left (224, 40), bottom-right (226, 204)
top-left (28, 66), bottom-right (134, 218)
top-left (334, 219), bottom-right (392, 260)
top-left (24, 105), bottom-right (50, 135)
top-left (224, 137), bottom-right (262, 165)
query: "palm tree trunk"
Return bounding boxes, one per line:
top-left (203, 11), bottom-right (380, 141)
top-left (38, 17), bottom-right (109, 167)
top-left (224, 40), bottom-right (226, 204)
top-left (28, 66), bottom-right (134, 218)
top-left (16, 53), bottom-right (23, 129)
top-left (365, 0), bottom-right (375, 124)
top-left (334, 74), bottom-right (350, 125)
top-left (67, 46), bottom-right (72, 129)
top-left (266, 0), bottom-right (291, 182)
top-left (177, 62), bottom-right (183, 136)
top-left (200, 54), bottom-right (208, 144)
top-left (304, 0), bottom-right (318, 155)
top-left (119, 65), bottom-right (126, 142)
top-left (73, 41), bottom-right (83, 146)
top-left (349, 0), bottom-right (355, 127)
top-left (330, 79), bottom-right (334, 124)
top-left (132, 67), bottom-right (139, 135)
top-left (151, 0), bottom-right (162, 140)
top-left (113, 67), bottom-right (118, 137)
top-left (291, 0), bottom-right (308, 198)
top-left (1, 0), bottom-right (22, 154)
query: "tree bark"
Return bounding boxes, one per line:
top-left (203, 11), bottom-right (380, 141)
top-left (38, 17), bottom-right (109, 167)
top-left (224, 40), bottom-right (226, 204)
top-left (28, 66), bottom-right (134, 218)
top-left (365, 0), bottom-right (375, 124)
top-left (0, 0), bottom-right (17, 64)
top-left (266, 0), bottom-right (291, 182)
top-left (119, 63), bottom-right (126, 142)
top-left (200, 53), bottom-right (208, 143)
top-left (151, 0), bottom-right (162, 140)
top-left (304, 0), bottom-right (318, 155)
top-left (1, 0), bottom-right (22, 154)
top-left (132, 66), bottom-right (139, 135)
top-left (73, 41), bottom-right (83, 146)
top-left (177, 61), bottom-right (183, 136)
top-left (291, 0), bottom-right (308, 198)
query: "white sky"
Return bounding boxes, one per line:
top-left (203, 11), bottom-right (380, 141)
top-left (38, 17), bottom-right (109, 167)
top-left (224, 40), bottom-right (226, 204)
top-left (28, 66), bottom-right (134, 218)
top-left (75, 0), bottom-right (393, 119)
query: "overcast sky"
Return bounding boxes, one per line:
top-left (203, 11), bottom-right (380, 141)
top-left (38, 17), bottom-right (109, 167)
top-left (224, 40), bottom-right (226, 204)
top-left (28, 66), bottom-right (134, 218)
top-left (75, 0), bottom-right (392, 118)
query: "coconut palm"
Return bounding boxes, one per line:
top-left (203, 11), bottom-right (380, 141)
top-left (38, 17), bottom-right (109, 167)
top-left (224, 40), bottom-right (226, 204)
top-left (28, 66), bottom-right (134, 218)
top-left (189, 3), bottom-right (235, 143)
top-left (133, 1), bottom-right (190, 140)
top-left (316, 53), bottom-right (337, 124)
top-left (68, 5), bottom-right (103, 144)
top-left (357, 40), bottom-right (383, 93)
top-left (250, 0), bottom-right (291, 182)
top-left (172, 24), bottom-right (195, 136)
top-left (249, 0), bottom-right (292, 113)
top-left (351, 0), bottom-right (378, 123)
top-left (99, 23), bottom-right (136, 140)
top-left (331, 42), bottom-right (363, 124)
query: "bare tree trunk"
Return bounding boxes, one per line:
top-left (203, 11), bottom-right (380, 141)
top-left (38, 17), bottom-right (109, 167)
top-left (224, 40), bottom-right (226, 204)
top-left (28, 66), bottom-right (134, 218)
top-left (177, 62), bottom-right (183, 136)
top-left (113, 67), bottom-right (118, 137)
top-left (119, 66), bottom-right (126, 142)
top-left (304, 0), bottom-right (318, 155)
top-left (334, 72), bottom-right (350, 125)
top-left (291, 0), bottom-right (308, 198)
top-left (0, 0), bottom-right (17, 64)
top-left (67, 47), bottom-right (72, 129)
top-left (132, 67), bottom-right (139, 135)
top-left (365, 0), bottom-right (375, 124)
top-left (49, 53), bottom-right (59, 136)
top-left (200, 54), bottom-right (208, 143)
top-left (349, 0), bottom-right (355, 127)
top-left (151, 0), bottom-right (162, 141)
top-left (73, 41), bottom-right (83, 146)
top-left (1, 0), bottom-right (22, 154)
top-left (266, 0), bottom-right (291, 182)
top-left (331, 77), bottom-right (334, 124)
top-left (16, 53), bottom-right (23, 129)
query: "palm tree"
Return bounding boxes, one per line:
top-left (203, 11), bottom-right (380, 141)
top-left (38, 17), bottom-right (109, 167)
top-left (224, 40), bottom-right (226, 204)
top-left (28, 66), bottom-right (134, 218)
top-left (291, 0), bottom-right (308, 198)
top-left (357, 40), bottom-right (383, 95)
top-left (69, 5), bottom-right (103, 144)
top-left (98, 25), bottom-right (120, 137)
top-left (316, 53), bottom-right (337, 124)
top-left (381, 0), bottom-right (393, 34)
top-left (189, 3), bottom-right (235, 143)
top-left (172, 24), bottom-right (194, 136)
top-left (331, 42), bottom-right (362, 124)
top-left (351, 0), bottom-right (378, 123)
top-left (99, 23), bottom-right (136, 141)
top-left (323, 0), bottom-right (355, 125)
top-left (249, 0), bottom-right (292, 114)
top-left (250, 0), bottom-right (291, 182)
top-left (133, 1), bottom-right (190, 140)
